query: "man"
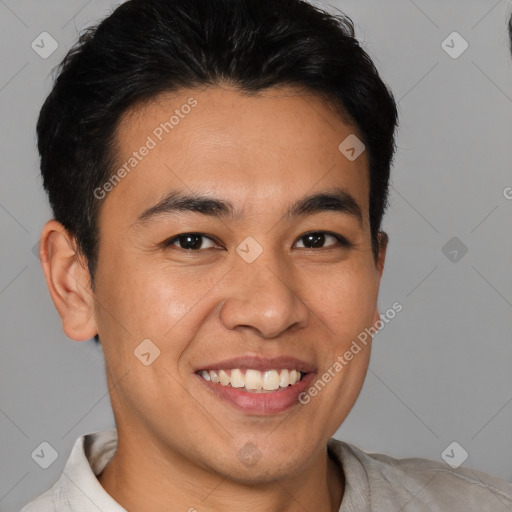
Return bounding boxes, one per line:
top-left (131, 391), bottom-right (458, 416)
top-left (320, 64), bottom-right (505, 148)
top-left (21, 0), bottom-right (512, 510)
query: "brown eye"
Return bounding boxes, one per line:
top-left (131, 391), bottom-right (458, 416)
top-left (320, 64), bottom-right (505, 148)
top-left (295, 231), bottom-right (352, 249)
top-left (164, 233), bottom-right (218, 250)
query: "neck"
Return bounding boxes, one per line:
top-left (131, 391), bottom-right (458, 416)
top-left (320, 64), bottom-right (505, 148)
top-left (97, 430), bottom-right (344, 512)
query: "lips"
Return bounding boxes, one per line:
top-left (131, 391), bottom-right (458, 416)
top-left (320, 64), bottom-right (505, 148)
top-left (194, 355), bottom-right (316, 415)
top-left (193, 355), bottom-right (316, 373)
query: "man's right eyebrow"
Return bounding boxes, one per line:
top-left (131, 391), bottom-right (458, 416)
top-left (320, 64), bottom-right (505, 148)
top-left (135, 190), bottom-right (236, 224)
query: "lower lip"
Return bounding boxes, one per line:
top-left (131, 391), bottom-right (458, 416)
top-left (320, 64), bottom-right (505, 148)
top-left (196, 372), bottom-right (316, 415)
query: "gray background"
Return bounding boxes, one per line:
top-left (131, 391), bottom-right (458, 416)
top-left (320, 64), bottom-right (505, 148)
top-left (1, 0), bottom-right (512, 510)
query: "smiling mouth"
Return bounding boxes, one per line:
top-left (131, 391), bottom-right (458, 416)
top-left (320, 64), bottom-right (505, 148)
top-left (196, 368), bottom-right (307, 393)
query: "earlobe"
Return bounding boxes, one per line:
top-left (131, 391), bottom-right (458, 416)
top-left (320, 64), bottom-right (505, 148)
top-left (39, 220), bottom-right (98, 341)
top-left (371, 231), bottom-right (389, 329)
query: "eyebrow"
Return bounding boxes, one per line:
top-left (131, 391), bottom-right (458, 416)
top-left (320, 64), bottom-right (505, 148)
top-left (135, 187), bottom-right (362, 225)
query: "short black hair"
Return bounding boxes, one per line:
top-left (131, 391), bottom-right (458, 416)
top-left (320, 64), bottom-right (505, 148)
top-left (37, 0), bottom-right (398, 282)
top-left (509, 12), bottom-right (512, 54)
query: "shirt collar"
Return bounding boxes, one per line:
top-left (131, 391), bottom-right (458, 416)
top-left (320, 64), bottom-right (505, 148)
top-left (54, 430), bottom-right (367, 511)
top-left (58, 429), bottom-right (126, 511)
top-left (328, 437), bottom-right (371, 511)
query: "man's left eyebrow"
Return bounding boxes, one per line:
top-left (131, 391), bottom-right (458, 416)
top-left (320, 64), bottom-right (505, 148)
top-left (286, 187), bottom-right (363, 224)
top-left (134, 187), bottom-right (363, 225)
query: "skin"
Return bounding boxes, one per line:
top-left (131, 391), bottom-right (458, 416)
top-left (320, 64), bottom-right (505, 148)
top-left (40, 85), bottom-right (388, 512)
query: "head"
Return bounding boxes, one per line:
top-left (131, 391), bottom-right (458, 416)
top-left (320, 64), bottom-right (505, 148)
top-left (38, 0), bottom-right (397, 485)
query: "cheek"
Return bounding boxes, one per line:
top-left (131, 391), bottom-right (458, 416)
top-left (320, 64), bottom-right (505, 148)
top-left (93, 254), bottom-right (189, 336)
top-left (93, 260), bottom-right (228, 368)
top-left (308, 264), bottom-right (378, 336)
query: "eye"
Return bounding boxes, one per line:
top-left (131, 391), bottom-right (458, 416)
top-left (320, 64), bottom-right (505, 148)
top-left (164, 233), bottom-right (219, 251)
top-left (162, 231), bottom-right (352, 252)
top-left (295, 231), bottom-right (352, 250)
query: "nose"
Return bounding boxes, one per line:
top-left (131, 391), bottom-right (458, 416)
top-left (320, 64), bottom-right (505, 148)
top-left (219, 252), bottom-right (310, 339)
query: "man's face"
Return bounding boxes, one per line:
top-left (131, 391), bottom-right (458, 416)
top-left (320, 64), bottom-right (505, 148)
top-left (91, 86), bottom-right (386, 481)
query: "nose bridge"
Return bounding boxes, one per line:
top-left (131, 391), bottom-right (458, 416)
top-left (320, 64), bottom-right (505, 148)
top-left (219, 243), bottom-right (309, 338)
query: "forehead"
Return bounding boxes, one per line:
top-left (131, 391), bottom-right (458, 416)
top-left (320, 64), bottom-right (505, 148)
top-left (104, 86), bottom-right (370, 224)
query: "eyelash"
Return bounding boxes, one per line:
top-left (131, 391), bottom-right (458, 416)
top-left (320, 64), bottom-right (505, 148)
top-left (162, 231), bottom-right (353, 251)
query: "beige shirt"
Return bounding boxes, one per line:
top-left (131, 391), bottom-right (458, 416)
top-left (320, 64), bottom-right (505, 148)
top-left (20, 429), bottom-right (512, 511)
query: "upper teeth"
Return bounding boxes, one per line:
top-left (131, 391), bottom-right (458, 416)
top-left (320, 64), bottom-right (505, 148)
top-left (199, 369), bottom-right (303, 391)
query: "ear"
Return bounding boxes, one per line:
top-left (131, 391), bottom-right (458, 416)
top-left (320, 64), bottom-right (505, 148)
top-left (375, 230), bottom-right (388, 280)
top-left (372, 230), bottom-right (389, 326)
top-left (39, 220), bottom-right (98, 341)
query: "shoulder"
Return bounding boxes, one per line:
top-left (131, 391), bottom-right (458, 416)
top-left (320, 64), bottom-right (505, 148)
top-left (19, 489), bottom-right (55, 511)
top-left (329, 438), bottom-right (512, 511)
top-left (19, 429), bottom-right (120, 512)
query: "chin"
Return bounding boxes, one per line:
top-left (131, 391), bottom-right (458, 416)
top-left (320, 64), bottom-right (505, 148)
top-left (204, 440), bottom-right (309, 484)
top-left (216, 460), bottom-right (302, 485)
